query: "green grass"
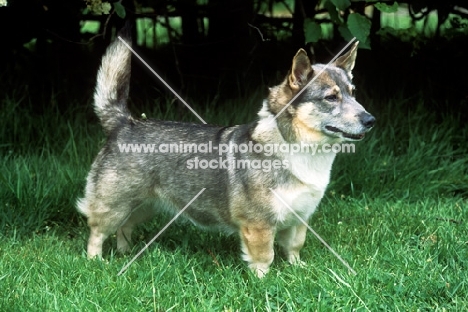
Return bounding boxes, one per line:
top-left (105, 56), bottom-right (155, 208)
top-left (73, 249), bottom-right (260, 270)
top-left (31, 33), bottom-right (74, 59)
top-left (1, 81), bottom-right (467, 311)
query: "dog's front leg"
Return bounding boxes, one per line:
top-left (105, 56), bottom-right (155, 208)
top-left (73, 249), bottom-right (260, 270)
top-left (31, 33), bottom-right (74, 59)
top-left (239, 223), bottom-right (275, 278)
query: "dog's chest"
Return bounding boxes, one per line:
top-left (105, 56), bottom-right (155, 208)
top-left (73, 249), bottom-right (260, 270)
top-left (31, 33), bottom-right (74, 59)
top-left (271, 152), bottom-right (336, 227)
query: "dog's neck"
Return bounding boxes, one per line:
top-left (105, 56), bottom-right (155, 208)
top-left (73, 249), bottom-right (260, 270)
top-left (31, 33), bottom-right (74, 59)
top-left (287, 151), bottom-right (336, 189)
top-left (252, 100), bottom-right (337, 188)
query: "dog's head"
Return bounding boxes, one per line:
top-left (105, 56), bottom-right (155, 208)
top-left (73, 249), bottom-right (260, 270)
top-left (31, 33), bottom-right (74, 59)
top-left (267, 42), bottom-right (375, 144)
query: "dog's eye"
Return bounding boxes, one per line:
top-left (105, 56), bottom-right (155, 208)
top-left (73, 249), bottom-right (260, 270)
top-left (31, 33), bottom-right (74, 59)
top-left (325, 95), bottom-right (338, 102)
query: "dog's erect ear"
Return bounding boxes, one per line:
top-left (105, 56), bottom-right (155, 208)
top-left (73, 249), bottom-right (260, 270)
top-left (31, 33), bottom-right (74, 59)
top-left (334, 41), bottom-right (359, 75)
top-left (288, 49), bottom-right (313, 91)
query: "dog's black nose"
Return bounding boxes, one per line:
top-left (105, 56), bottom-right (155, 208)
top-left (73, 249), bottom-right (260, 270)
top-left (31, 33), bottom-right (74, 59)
top-left (359, 113), bottom-right (376, 129)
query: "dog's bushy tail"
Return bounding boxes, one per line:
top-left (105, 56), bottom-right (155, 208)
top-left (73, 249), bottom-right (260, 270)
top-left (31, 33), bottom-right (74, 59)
top-left (94, 26), bottom-right (132, 134)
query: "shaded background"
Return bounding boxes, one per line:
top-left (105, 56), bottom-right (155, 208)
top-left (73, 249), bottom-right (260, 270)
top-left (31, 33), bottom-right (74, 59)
top-left (0, 0), bottom-right (467, 119)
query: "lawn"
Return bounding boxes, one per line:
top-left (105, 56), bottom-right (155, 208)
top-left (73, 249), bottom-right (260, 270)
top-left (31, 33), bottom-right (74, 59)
top-left (1, 70), bottom-right (467, 312)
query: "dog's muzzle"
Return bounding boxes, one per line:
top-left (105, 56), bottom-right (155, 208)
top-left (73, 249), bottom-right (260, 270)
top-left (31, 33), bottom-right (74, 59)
top-left (324, 112), bottom-right (375, 141)
top-left (359, 112), bottom-right (376, 130)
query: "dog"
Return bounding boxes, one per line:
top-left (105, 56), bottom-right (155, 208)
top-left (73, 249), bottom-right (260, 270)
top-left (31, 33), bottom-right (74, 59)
top-left (77, 27), bottom-right (375, 278)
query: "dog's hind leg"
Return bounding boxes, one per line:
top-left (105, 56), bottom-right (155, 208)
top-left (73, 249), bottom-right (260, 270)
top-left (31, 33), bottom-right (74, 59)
top-left (116, 205), bottom-right (156, 253)
top-left (82, 199), bottom-right (135, 258)
top-left (87, 218), bottom-right (112, 258)
top-left (277, 223), bottom-right (307, 265)
top-left (239, 222), bottom-right (275, 278)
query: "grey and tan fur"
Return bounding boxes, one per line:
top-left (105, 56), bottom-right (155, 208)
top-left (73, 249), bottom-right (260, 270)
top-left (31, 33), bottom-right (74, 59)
top-left (77, 28), bottom-right (375, 278)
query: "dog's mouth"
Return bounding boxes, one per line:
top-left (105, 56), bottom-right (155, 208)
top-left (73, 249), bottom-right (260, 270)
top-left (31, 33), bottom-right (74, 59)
top-left (325, 126), bottom-right (366, 140)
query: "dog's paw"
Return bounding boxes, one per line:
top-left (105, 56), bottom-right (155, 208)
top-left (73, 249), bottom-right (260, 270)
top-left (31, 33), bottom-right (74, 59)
top-left (87, 253), bottom-right (103, 260)
top-left (249, 263), bottom-right (270, 278)
top-left (116, 244), bottom-right (131, 254)
top-left (287, 254), bottom-right (305, 267)
top-left (87, 247), bottom-right (103, 259)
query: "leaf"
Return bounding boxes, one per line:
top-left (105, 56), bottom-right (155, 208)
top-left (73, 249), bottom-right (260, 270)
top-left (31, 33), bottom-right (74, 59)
top-left (338, 25), bottom-right (371, 49)
top-left (304, 19), bottom-right (322, 43)
top-left (347, 13), bottom-right (371, 42)
top-left (330, 0), bottom-right (351, 11)
top-left (113, 1), bottom-right (126, 19)
top-left (358, 38), bottom-right (371, 49)
top-left (324, 0), bottom-right (343, 25)
top-left (338, 25), bottom-right (353, 42)
top-left (374, 2), bottom-right (398, 13)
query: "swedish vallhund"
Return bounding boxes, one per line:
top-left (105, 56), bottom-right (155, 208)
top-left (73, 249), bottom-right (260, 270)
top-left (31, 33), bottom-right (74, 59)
top-left (77, 27), bottom-right (375, 278)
